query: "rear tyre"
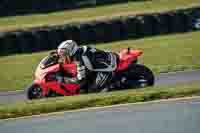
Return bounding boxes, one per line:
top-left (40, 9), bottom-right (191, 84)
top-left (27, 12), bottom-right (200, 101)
top-left (123, 64), bottom-right (154, 88)
top-left (27, 83), bottom-right (43, 100)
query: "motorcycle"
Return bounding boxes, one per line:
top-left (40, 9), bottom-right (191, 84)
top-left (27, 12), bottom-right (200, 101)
top-left (27, 48), bottom-right (154, 100)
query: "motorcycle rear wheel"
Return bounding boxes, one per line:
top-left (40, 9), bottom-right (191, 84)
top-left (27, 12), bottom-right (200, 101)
top-left (123, 64), bottom-right (154, 88)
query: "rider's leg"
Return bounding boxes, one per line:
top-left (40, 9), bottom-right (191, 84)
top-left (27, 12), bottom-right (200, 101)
top-left (89, 72), bottom-right (113, 92)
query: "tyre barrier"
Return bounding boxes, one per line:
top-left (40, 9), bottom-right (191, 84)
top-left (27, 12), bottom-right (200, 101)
top-left (190, 8), bottom-right (200, 30)
top-left (62, 24), bottom-right (81, 43)
top-left (79, 23), bottom-right (96, 44)
top-left (47, 27), bottom-right (66, 49)
top-left (33, 29), bottom-right (51, 51)
top-left (0, 7), bottom-right (200, 56)
top-left (167, 11), bottom-right (186, 33)
top-left (92, 21), bottom-right (110, 43)
top-left (153, 13), bottom-right (170, 35)
top-left (123, 16), bottom-right (138, 39)
top-left (136, 15), bottom-right (154, 37)
top-left (107, 18), bottom-right (128, 40)
top-left (0, 32), bottom-right (20, 56)
top-left (16, 31), bottom-right (39, 53)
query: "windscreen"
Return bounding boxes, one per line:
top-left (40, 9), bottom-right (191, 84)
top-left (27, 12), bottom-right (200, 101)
top-left (39, 54), bottom-right (58, 69)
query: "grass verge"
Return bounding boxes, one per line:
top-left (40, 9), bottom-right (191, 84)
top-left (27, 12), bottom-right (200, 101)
top-left (0, 81), bottom-right (200, 119)
top-left (0, 0), bottom-right (199, 32)
top-left (0, 31), bottom-right (200, 91)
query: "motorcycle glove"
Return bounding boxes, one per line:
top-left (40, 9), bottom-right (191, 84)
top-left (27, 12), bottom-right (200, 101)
top-left (77, 64), bottom-right (86, 80)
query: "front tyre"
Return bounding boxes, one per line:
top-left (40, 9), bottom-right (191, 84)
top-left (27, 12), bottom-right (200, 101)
top-left (125, 64), bottom-right (155, 88)
top-left (27, 83), bottom-right (43, 100)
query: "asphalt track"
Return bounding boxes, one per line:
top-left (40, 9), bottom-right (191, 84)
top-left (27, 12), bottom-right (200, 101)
top-left (1, 97), bottom-right (200, 133)
top-left (0, 70), bottom-right (200, 104)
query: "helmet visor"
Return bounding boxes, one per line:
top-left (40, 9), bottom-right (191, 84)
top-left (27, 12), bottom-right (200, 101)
top-left (57, 48), bottom-right (66, 57)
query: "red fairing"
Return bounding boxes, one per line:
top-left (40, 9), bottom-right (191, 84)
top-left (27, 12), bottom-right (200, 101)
top-left (34, 60), bottom-right (80, 96)
top-left (61, 62), bottom-right (77, 77)
top-left (117, 49), bottom-right (143, 71)
top-left (46, 82), bottom-right (80, 96)
top-left (34, 79), bottom-right (80, 96)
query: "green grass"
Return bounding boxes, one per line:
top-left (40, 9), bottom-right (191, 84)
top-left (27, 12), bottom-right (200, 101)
top-left (0, 0), bottom-right (199, 32)
top-left (0, 81), bottom-right (200, 119)
top-left (0, 31), bottom-right (200, 91)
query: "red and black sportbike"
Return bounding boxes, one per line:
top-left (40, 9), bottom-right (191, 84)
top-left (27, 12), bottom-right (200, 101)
top-left (27, 48), bottom-right (154, 100)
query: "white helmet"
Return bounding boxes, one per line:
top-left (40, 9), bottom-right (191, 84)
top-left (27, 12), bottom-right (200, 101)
top-left (57, 40), bottom-right (78, 57)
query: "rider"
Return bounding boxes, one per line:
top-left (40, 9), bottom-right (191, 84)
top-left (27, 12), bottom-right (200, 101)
top-left (57, 40), bottom-right (118, 92)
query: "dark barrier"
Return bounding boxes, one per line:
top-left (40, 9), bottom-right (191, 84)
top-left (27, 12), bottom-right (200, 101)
top-left (79, 23), bottom-right (96, 44)
top-left (16, 31), bottom-right (39, 53)
top-left (152, 13), bottom-right (170, 35)
top-left (108, 19), bottom-right (126, 41)
top-left (189, 8), bottom-right (200, 30)
top-left (62, 25), bottom-right (81, 43)
top-left (136, 15), bottom-right (154, 37)
top-left (0, 7), bottom-right (200, 56)
top-left (47, 27), bottom-right (66, 49)
top-left (0, 0), bottom-right (146, 17)
top-left (33, 29), bottom-right (51, 51)
top-left (93, 21), bottom-right (110, 43)
top-left (167, 12), bottom-right (184, 33)
top-left (0, 32), bottom-right (20, 55)
top-left (123, 16), bottom-right (138, 39)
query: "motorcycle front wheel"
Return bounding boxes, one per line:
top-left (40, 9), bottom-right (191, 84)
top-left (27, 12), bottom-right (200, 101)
top-left (27, 83), bottom-right (43, 100)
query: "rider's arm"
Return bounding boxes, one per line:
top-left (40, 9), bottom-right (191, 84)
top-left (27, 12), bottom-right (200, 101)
top-left (60, 46), bottom-right (89, 84)
top-left (60, 61), bottom-right (86, 84)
